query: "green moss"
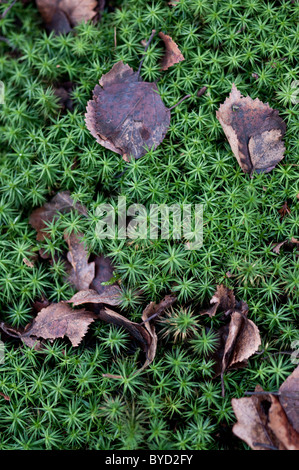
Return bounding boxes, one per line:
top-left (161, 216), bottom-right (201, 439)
top-left (0, 0), bottom-right (298, 449)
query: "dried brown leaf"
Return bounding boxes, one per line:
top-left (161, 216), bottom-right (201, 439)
top-left (279, 365), bottom-right (299, 433)
top-left (201, 284), bottom-right (235, 317)
top-left (272, 238), bottom-right (299, 254)
top-left (268, 395), bottom-right (299, 450)
top-left (21, 302), bottom-right (96, 347)
top-left (158, 32), bottom-right (185, 71)
top-left (68, 287), bottom-right (122, 307)
top-left (232, 391), bottom-right (278, 450)
top-left (102, 294), bottom-right (176, 378)
top-left (222, 303), bottom-right (261, 374)
top-left (216, 84), bottom-right (286, 174)
top-left (64, 231), bottom-right (95, 291)
top-left (29, 191), bottom-right (87, 242)
top-left (85, 61), bottom-right (171, 161)
top-left (36, 0), bottom-right (98, 34)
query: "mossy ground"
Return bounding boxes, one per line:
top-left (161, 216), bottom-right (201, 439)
top-left (0, 0), bottom-right (298, 450)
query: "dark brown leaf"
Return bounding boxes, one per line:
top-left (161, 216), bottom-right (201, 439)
top-left (68, 287), bottom-right (122, 307)
top-left (85, 60), bottom-right (171, 161)
top-left (21, 302), bottom-right (96, 348)
top-left (216, 84), bottom-right (286, 174)
top-left (158, 32), bottom-right (185, 71)
top-left (64, 231), bottom-right (95, 291)
top-left (29, 191), bottom-right (87, 242)
top-left (90, 255), bottom-right (119, 295)
top-left (201, 284), bottom-right (235, 318)
top-left (36, 0), bottom-right (98, 34)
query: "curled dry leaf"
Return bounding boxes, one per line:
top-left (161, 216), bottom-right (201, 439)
top-left (101, 294), bottom-right (176, 378)
top-left (201, 284), bottom-right (235, 318)
top-left (36, 0), bottom-right (98, 34)
top-left (29, 191), bottom-right (87, 242)
top-left (85, 60), bottom-right (171, 161)
top-left (6, 303), bottom-right (96, 349)
top-left (213, 301), bottom-right (261, 395)
top-left (68, 287), bottom-right (122, 307)
top-left (64, 231), bottom-right (95, 291)
top-left (216, 84), bottom-right (286, 175)
top-left (158, 32), bottom-right (185, 71)
top-left (221, 303), bottom-right (261, 372)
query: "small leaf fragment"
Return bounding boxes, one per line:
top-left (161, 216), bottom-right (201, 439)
top-left (158, 32), bottom-right (185, 71)
top-left (64, 231), bottom-right (95, 291)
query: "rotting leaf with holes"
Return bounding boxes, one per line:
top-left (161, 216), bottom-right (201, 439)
top-left (216, 84), bottom-right (286, 175)
top-left (158, 32), bottom-right (185, 71)
top-left (36, 0), bottom-right (100, 34)
top-left (29, 191), bottom-right (87, 242)
top-left (64, 231), bottom-right (95, 291)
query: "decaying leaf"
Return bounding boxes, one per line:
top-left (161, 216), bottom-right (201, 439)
top-left (64, 231), bottom-right (95, 291)
top-left (13, 303), bottom-right (96, 348)
top-left (279, 365), bottom-right (299, 433)
top-left (68, 287), bottom-right (122, 307)
top-left (201, 284), bottom-right (235, 317)
top-left (216, 84), bottom-right (286, 175)
top-left (36, 0), bottom-right (98, 34)
top-left (158, 32), bottom-right (185, 71)
top-left (29, 191), bottom-right (87, 242)
top-left (85, 60), bottom-right (171, 161)
top-left (101, 294), bottom-right (176, 378)
top-left (221, 303), bottom-right (261, 372)
top-left (213, 301), bottom-right (261, 395)
top-left (272, 237), bottom-right (299, 254)
top-left (268, 395), bottom-right (299, 450)
top-left (232, 378), bottom-right (299, 450)
top-left (90, 254), bottom-right (121, 296)
top-left (232, 388), bottom-right (279, 450)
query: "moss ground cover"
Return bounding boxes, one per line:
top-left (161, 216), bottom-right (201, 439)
top-left (0, 0), bottom-right (298, 450)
